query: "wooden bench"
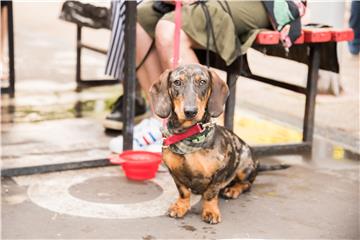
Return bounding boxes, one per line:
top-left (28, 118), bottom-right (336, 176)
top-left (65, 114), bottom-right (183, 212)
top-left (117, 3), bottom-right (355, 158)
top-left (195, 27), bottom-right (354, 157)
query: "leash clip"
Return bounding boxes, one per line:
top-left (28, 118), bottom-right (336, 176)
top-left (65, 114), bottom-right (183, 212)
top-left (199, 121), bottom-right (214, 132)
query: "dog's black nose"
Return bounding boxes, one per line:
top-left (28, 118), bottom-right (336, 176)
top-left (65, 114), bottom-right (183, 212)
top-left (184, 108), bottom-right (198, 119)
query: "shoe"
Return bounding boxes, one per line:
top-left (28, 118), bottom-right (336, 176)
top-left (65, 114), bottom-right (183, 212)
top-left (103, 95), bottom-right (148, 131)
top-left (108, 117), bottom-right (163, 153)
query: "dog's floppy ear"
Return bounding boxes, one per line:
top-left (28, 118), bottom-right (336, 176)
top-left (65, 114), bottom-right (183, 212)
top-left (207, 70), bottom-right (229, 117)
top-left (149, 69), bottom-right (172, 118)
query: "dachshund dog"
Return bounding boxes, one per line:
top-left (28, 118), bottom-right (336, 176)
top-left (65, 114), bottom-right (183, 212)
top-left (149, 64), bottom-right (259, 224)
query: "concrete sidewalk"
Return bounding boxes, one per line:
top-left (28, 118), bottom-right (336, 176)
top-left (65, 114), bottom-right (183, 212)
top-left (2, 160), bottom-right (359, 239)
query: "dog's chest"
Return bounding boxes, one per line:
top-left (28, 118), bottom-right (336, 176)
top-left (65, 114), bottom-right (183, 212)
top-left (163, 148), bottom-right (226, 194)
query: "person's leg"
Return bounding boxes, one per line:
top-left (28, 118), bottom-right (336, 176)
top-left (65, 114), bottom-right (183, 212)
top-left (155, 20), bottom-right (200, 70)
top-left (1, 6), bottom-right (8, 80)
top-left (136, 23), bottom-right (163, 100)
top-left (105, 2), bottom-right (163, 131)
top-left (349, 0), bottom-right (360, 55)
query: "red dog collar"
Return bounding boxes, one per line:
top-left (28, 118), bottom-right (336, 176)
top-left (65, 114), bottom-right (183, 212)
top-left (163, 123), bottom-right (206, 146)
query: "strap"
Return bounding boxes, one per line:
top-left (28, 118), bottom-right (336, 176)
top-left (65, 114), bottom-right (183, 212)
top-left (198, 1), bottom-right (220, 67)
top-left (136, 40), bottom-right (155, 71)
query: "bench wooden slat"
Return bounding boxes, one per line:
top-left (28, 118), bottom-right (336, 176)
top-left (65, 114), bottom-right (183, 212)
top-left (303, 28), bottom-right (332, 43)
top-left (254, 27), bottom-right (354, 46)
top-left (294, 31), bottom-right (305, 44)
top-left (330, 28), bottom-right (354, 42)
top-left (255, 31), bottom-right (280, 45)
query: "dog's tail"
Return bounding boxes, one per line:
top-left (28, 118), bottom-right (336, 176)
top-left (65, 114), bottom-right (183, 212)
top-left (257, 163), bottom-right (290, 172)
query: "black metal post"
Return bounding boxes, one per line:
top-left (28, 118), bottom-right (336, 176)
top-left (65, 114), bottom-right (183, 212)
top-left (224, 71), bottom-right (237, 131)
top-left (76, 25), bottom-right (82, 85)
top-left (122, 1), bottom-right (137, 150)
top-left (303, 44), bottom-right (320, 142)
top-left (252, 142), bottom-right (311, 158)
top-left (7, 1), bottom-right (15, 98)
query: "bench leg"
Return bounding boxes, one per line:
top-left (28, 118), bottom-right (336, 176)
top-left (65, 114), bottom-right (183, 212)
top-left (303, 44), bottom-right (320, 143)
top-left (224, 72), bottom-right (237, 131)
top-left (122, 1), bottom-right (137, 150)
top-left (76, 25), bottom-right (82, 85)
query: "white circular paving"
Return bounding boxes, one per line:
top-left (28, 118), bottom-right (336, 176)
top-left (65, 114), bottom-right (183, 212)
top-left (18, 168), bottom-right (201, 219)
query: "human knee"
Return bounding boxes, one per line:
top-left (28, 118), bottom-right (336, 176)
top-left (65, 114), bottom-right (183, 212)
top-left (155, 20), bottom-right (194, 49)
top-left (155, 20), bottom-right (174, 49)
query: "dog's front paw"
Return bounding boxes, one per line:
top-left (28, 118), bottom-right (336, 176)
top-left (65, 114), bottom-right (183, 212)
top-left (168, 200), bottom-right (190, 218)
top-left (202, 209), bottom-right (221, 224)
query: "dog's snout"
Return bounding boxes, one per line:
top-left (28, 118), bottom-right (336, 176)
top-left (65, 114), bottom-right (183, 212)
top-left (184, 107), bottom-right (198, 119)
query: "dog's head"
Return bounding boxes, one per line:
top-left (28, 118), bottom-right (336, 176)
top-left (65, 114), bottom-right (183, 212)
top-left (149, 64), bottom-right (229, 126)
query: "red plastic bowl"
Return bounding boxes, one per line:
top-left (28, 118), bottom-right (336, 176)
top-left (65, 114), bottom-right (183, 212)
top-left (110, 150), bottom-right (162, 181)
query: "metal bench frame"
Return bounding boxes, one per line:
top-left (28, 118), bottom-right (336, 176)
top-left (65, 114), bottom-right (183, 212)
top-left (75, 25), bottom-right (119, 89)
top-left (222, 44), bottom-right (319, 158)
top-left (192, 42), bottom-right (319, 158)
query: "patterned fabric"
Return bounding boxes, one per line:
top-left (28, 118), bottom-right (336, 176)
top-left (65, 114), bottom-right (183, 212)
top-left (105, 0), bottom-right (143, 79)
top-left (262, 0), bottom-right (307, 50)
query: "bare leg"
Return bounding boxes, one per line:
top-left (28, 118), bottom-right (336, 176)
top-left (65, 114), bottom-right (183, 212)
top-left (1, 7), bottom-right (8, 80)
top-left (1, 7), bottom-right (7, 60)
top-left (136, 23), bottom-right (163, 101)
top-left (155, 20), bottom-right (200, 70)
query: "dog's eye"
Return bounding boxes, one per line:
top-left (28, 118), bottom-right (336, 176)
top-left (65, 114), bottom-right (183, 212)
top-left (199, 80), bottom-right (207, 85)
top-left (173, 80), bottom-right (181, 86)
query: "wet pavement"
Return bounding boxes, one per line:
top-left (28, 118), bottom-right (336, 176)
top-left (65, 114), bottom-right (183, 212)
top-left (1, 2), bottom-right (360, 239)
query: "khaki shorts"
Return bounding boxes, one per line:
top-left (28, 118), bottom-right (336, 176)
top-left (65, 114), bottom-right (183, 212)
top-left (137, 0), bottom-right (270, 65)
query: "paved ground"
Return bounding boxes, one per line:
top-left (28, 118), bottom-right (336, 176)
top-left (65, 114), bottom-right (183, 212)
top-left (1, 2), bottom-right (359, 239)
top-left (2, 160), bottom-right (359, 239)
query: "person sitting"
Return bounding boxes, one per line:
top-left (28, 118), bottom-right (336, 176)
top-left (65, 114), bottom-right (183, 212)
top-left (106, 0), bottom-right (306, 152)
top-left (348, 0), bottom-right (360, 55)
